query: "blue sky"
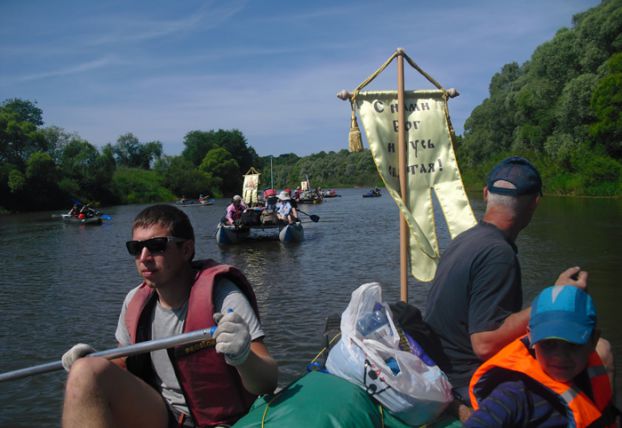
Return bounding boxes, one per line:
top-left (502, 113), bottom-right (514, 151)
top-left (0, 0), bottom-right (600, 157)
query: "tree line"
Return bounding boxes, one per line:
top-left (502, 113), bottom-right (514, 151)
top-left (456, 0), bottom-right (622, 196)
top-left (0, 98), bottom-right (265, 212)
top-left (0, 98), bottom-right (381, 213)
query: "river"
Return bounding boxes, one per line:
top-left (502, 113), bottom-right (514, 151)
top-left (0, 188), bottom-right (620, 426)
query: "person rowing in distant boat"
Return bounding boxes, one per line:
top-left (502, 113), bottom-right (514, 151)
top-left (67, 204), bottom-right (80, 217)
top-left (225, 195), bottom-right (247, 225)
top-left (199, 193), bottom-right (209, 204)
top-left (61, 204), bottom-right (278, 428)
top-left (78, 203), bottom-right (98, 219)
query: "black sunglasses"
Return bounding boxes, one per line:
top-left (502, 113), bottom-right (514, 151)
top-left (125, 236), bottom-right (186, 256)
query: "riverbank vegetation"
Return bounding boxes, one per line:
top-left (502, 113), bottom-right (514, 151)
top-left (457, 0), bottom-right (622, 196)
top-left (1, 0), bottom-right (620, 213)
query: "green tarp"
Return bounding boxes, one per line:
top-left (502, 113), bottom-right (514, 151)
top-left (233, 371), bottom-right (461, 428)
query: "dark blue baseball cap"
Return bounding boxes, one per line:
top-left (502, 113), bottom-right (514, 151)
top-left (487, 156), bottom-right (543, 196)
top-left (530, 286), bottom-right (596, 345)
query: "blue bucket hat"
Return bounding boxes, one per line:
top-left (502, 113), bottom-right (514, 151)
top-left (487, 156), bottom-right (543, 196)
top-left (529, 286), bottom-right (596, 345)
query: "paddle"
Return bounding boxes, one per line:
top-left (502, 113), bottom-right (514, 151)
top-left (0, 327), bottom-right (216, 382)
top-left (297, 210), bottom-right (320, 222)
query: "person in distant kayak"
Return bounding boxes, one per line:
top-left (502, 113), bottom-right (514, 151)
top-left (61, 204), bottom-right (278, 428)
top-left (225, 195), bottom-right (247, 225)
top-left (67, 204), bottom-right (80, 217)
top-left (466, 286), bottom-right (618, 427)
top-left (424, 156), bottom-right (613, 420)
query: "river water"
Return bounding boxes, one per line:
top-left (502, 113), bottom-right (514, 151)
top-left (1, 189), bottom-right (620, 426)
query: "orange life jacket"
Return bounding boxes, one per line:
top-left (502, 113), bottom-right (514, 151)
top-left (469, 336), bottom-right (615, 428)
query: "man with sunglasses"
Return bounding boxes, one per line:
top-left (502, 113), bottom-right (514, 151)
top-left (61, 204), bottom-right (278, 428)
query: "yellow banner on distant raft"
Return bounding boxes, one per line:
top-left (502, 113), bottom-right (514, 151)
top-left (242, 173), bottom-right (260, 205)
top-left (355, 90), bottom-right (476, 281)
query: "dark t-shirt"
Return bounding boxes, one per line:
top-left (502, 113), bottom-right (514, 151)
top-left (424, 221), bottom-right (522, 389)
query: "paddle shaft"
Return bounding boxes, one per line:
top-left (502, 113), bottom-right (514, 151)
top-left (296, 210), bottom-right (320, 222)
top-left (0, 327), bottom-right (216, 382)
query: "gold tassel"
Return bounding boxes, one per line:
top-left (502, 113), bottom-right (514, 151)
top-left (348, 109), bottom-right (363, 152)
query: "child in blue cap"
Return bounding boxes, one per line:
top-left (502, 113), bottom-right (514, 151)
top-left (466, 286), bottom-right (618, 427)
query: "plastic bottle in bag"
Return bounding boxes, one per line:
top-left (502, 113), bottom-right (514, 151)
top-left (356, 302), bottom-right (393, 341)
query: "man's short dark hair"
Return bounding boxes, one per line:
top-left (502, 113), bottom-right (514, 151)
top-left (132, 204), bottom-right (195, 241)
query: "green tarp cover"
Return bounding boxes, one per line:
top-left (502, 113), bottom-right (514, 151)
top-left (233, 371), bottom-right (461, 428)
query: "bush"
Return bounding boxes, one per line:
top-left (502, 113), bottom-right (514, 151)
top-left (111, 168), bottom-right (175, 204)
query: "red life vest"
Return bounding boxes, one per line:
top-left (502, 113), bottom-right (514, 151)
top-left (469, 336), bottom-right (615, 428)
top-left (124, 259), bottom-right (259, 427)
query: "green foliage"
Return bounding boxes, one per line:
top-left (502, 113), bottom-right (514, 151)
top-left (156, 155), bottom-right (220, 198)
top-left (0, 108), bottom-right (48, 167)
top-left (59, 139), bottom-right (114, 203)
top-left (112, 133), bottom-right (162, 169)
top-left (458, 0), bottom-right (622, 196)
top-left (182, 129), bottom-right (261, 175)
top-left (577, 155), bottom-right (622, 195)
top-left (111, 167), bottom-right (175, 204)
top-left (8, 169), bottom-right (25, 193)
top-left (263, 149), bottom-right (381, 189)
top-left (0, 98), bottom-right (43, 126)
top-left (590, 53), bottom-right (622, 157)
top-left (199, 147), bottom-right (241, 195)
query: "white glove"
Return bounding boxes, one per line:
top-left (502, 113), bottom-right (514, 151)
top-left (213, 311), bottom-right (251, 366)
top-left (62, 343), bottom-right (96, 371)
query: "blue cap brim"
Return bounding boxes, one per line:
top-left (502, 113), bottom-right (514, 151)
top-left (530, 318), bottom-right (594, 345)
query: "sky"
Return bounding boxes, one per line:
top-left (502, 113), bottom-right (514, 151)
top-left (0, 0), bottom-right (601, 157)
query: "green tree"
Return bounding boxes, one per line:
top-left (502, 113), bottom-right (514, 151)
top-left (0, 98), bottom-right (43, 126)
top-left (590, 53), bottom-right (622, 158)
top-left (182, 129), bottom-right (261, 174)
top-left (59, 139), bottom-right (113, 202)
top-left (182, 130), bottom-right (218, 166)
top-left (112, 133), bottom-right (161, 169)
top-left (24, 152), bottom-right (63, 209)
top-left (111, 167), bottom-right (174, 204)
top-left (0, 107), bottom-right (48, 167)
top-left (199, 147), bottom-right (240, 195)
top-left (156, 155), bottom-right (220, 198)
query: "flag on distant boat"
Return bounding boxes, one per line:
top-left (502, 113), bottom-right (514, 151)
top-left (243, 167), bottom-right (261, 205)
top-left (354, 90), bottom-right (476, 281)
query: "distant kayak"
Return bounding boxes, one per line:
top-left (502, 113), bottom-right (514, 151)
top-left (321, 189), bottom-right (341, 198)
top-left (61, 214), bottom-right (103, 225)
top-left (175, 198), bottom-right (214, 207)
top-left (362, 189), bottom-right (382, 198)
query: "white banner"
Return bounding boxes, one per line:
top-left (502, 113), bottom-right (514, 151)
top-left (355, 90), bottom-right (476, 281)
top-left (242, 173), bottom-right (260, 205)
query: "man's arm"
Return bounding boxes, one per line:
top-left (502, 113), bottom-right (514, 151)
top-left (471, 307), bottom-right (530, 361)
top-left (235, 339), bottom-right (278, 395)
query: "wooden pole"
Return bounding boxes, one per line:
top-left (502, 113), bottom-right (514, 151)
top-left (397, 49), bottom-right (409, 303)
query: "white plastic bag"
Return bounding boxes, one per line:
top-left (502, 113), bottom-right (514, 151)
top-left (326, 282), bottom-right (453, 425)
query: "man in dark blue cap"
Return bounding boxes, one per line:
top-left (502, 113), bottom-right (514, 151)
top-left (424, 156), bottom-right (588, 416)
